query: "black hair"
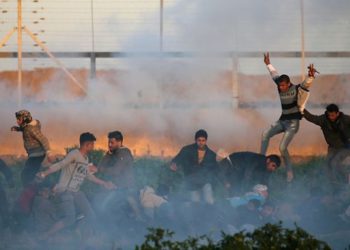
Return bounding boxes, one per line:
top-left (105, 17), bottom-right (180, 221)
top-left (195, 129), bottom-right (208, 140)
top-left (108, 131), bottom-right (123, 142)
top-left (80, 132), bottom-right (96, 145)
top-left (277, 74), bottom-right (290, 84)
top-left (326, 103), bottom-right (339, 113)
top-left (267, 154), bottom-right (281, 168)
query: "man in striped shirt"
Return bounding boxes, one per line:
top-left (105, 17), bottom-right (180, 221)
top-left (260, 53), bottom-right (317, 182)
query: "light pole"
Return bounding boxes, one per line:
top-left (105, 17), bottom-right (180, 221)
top-left (0, 0), bottom-right (87, 107)
top-left (300, 0), bottom-right (305, 81)
top-left (90, 0), bottom-right (96, 79)
top-left (17, 0), bottom-right (23, 107)
top-left (160, 0), bottom-right (164, 52)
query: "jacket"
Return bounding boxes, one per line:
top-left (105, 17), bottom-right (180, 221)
top-left (172, 143), bottom-right (217, 190)
top-left (98, 147), bottom-right (135, 188)
top-left (304, 109), bottom-right (350, 149)
top-left (219, 152), bottom-right (271, 194)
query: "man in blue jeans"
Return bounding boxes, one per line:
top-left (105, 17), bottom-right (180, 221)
top-left (260, 53), bottom-right (318, 182)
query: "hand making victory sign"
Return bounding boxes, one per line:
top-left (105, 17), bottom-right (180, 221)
top-left (307, 64), bottom-right (319, 78)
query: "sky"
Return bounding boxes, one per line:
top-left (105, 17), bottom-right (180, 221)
top-left (0, 0), bottom-right (349, 74)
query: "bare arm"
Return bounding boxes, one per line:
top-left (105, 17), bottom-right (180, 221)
top-left (300, 64), bottom-right (318, 89)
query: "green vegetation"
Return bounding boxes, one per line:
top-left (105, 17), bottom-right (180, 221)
top-left (136, 223), bottom-right (331, 250)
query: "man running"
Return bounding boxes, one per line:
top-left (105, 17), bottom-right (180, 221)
top-left (11, 110), bottom-right (54, 186)
top-left (36, 132), bottom-right (115, 240)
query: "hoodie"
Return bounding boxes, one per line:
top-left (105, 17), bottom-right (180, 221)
top-left (15, 119), bottom-right (50, 157)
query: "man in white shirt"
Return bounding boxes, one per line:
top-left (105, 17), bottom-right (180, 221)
top-left (37, 132), bottom-right (115, 240)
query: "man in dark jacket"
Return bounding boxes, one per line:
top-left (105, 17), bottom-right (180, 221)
top-left (303, 104), bottom-right (350, 187)
top-left (219, 152), bottom-right (281, 195)
top-left (97, 131), bottom-right (141, 220)
top-left (170, 129), bottom-right (217, 204)
top-left (0, 159), bottom-right (14, 228)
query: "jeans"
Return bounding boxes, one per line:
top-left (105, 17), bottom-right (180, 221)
top-left (55, 191), bottom-right (96, 228)
top-left (21, 155), bottom-right (45, 186)
top-left (32, 196), bottom-right (57, 232)
top-left (327, 148), bottom-right (350, 188)
top-left (189, 183), bottom-right (214, 204)
top-left (94, 188), bottom-right (140, 223)
top-left (261, 119), bottom-right (299, 171)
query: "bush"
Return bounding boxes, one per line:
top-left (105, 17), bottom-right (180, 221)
top-left (136, 223), bottom-right (331, 250)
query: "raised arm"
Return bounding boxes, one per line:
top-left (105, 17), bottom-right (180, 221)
top-left (264, 52), bottom-right (279, 83)
top-left (303, 109), bottom-right (323, 126)
top-left (300, 64), bottom-right (318, 90)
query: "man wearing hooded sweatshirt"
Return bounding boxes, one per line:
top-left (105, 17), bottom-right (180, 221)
top-left (260, 52), bottom-right (318, 182)
top-left (170, 129), bottom-right (217, 204)
top-left (11, 110), bottom-right (54, 186)
top-left (304, 104), bottom-right (350, 187)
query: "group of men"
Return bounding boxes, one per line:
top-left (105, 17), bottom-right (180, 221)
top-left (1, 53), bottom-right (350, 242)
top-left (260, 53), bottom-right (350, 188)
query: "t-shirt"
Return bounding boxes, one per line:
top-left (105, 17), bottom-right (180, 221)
top-left (198, 149), bottom-right (205, 164)
top-left (49, 149), bottom-right (93, 193)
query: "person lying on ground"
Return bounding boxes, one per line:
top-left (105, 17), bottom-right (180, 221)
top-left (218, 151), bottom-right (281, 195)
top-left (227, 184), bottom-right (269, 209)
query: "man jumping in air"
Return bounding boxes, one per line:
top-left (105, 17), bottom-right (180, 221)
top-left (260, 52), bottom-right (318, 182)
